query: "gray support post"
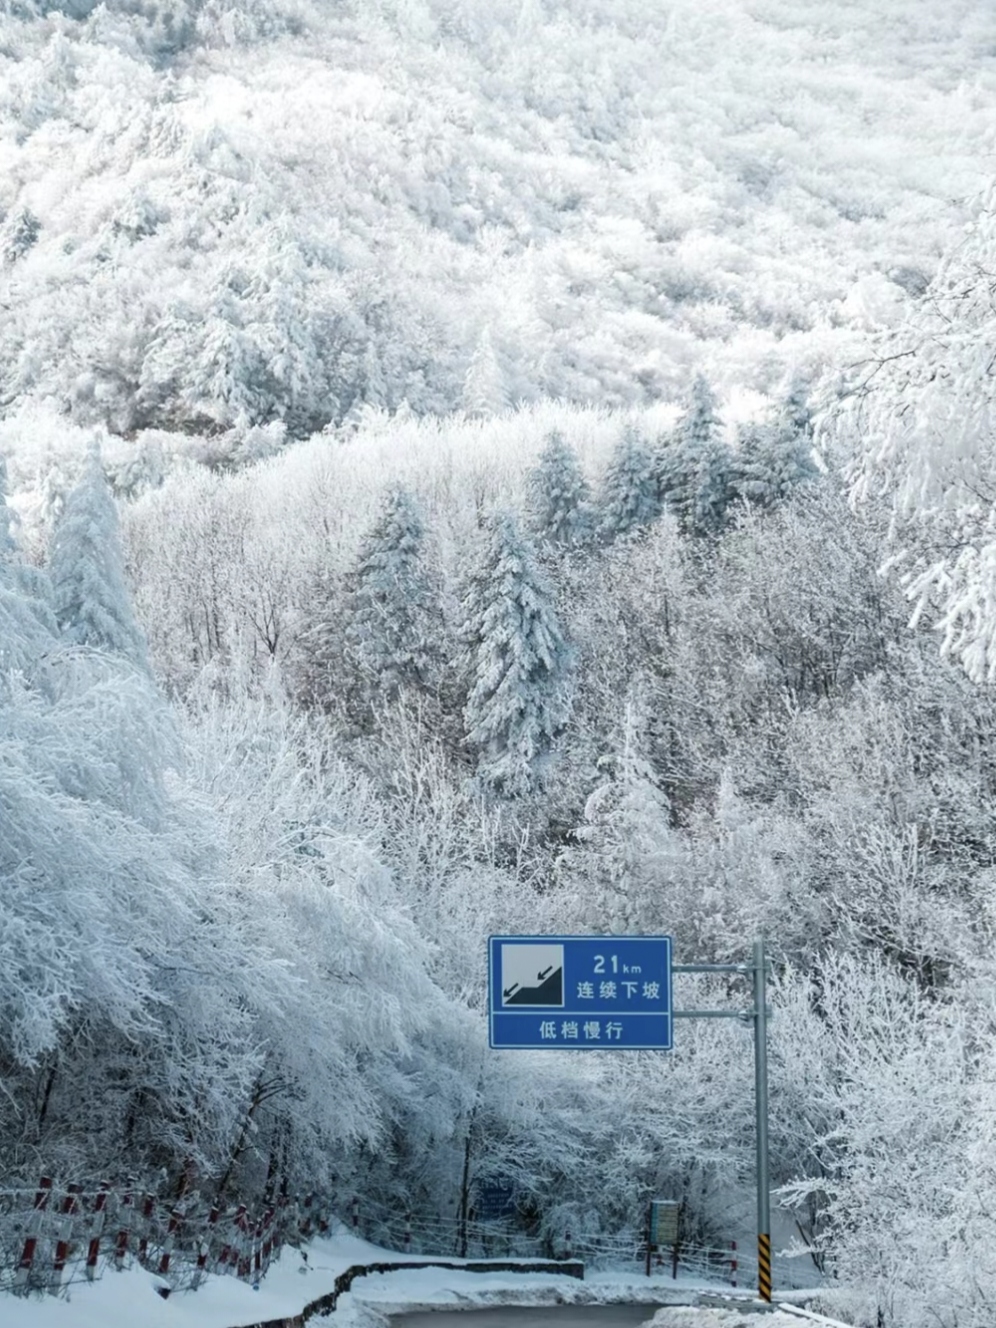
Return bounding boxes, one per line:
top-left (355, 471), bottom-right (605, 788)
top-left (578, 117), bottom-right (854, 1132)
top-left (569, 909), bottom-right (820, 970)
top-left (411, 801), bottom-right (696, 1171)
top-left (753, 937), bottom-right (772, 1303)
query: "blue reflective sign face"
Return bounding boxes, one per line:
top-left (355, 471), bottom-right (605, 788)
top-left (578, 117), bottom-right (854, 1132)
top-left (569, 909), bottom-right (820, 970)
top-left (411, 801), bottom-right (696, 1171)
top-left (488, 935), bottom-right (673, 1049)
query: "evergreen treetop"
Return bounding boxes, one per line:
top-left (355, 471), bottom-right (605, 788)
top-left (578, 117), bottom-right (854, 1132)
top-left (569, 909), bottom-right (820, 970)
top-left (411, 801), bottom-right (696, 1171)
top-left (662, 375), bottom-right (736, 536)
top-left (597, 426), bottom-right (661, 543)
top-left (49, 442), bottom-right (148, 669)
top-left (525, 429), bottom-right (594, 548)
top-left (345, 483), bottom-right (440, 701)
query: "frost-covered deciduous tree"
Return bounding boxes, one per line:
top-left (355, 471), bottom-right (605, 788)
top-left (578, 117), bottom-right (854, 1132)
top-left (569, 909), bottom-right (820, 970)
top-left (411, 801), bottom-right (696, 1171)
top-left (597, 426), bottom-right (661, 543)
top-left (179, 688), bottom-right (450, 1197)
top-left (525, 429), bottom-right (593, 549)
top-left (461, 511), bottom-right (573, 798)
top-left (776, 954), bottom-right (989, 1328)
top-left (49, 442), bottom-right (148, 669)
top-left (839, 183), bottom-right (996, 682)
top-left (690, 483), bottom-right (898, 727)
top-left (0, 556), bottom-right (268, 1183)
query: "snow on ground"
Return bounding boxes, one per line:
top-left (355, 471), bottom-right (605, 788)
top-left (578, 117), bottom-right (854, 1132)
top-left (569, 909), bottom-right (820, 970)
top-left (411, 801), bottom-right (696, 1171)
top-left (0, 1228), bottom-right (819, 1328)
top-left (647, 1313), bottom-right (823, 1328)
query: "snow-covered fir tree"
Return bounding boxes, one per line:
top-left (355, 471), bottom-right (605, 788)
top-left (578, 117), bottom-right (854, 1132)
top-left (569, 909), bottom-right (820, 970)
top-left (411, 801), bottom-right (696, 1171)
top-left (49, 442), bottom-right (148, 668)
top-left (597, 426), bottom-right (661, 543)
top-left (0, 459), bottom-right (57, 684)
top-left (571, 684), bottom-right (677, 934)
top-left (345, 484), bottom-right (441, 706)
top-left (461, 511), bottom-right (573, 798)
top-left (735, 380), bottom-right (818, 508)
top-left (662, 375), bottom-right (736, 536)
top-left (525, 430), bottom-right (594, 548)
top-left (0, 455), bottom-right (17, 560)
top-left (462, 328), bottom-right (508, 418)
top-left (735, 422), bottom-right (817, 509)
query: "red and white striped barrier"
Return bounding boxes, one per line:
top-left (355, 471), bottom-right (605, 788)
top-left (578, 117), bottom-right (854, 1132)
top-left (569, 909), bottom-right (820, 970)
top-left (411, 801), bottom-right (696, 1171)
top-left (85, 1182), bottom-right (111, 1282)
top-left (14, 1177), bottom-right (52, 1293)
top-left (1, 1179), bottom-right (345, 1297)
top-left (50, 1184), bottom-right (82, 1295)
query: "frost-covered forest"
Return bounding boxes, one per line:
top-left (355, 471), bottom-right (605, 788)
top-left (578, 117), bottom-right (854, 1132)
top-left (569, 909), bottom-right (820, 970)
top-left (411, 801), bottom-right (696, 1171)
top-left (3, 0), bottom-right (996, 1325)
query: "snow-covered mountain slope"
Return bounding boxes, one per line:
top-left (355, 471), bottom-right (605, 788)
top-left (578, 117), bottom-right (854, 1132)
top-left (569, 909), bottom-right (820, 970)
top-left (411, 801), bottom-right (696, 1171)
top-left (1, 0), bottom-right (994, 445)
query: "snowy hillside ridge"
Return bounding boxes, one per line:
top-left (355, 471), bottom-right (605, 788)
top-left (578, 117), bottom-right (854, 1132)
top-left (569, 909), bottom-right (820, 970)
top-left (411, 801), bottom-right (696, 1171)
top-left (1, 0), bottom-right (994, 444)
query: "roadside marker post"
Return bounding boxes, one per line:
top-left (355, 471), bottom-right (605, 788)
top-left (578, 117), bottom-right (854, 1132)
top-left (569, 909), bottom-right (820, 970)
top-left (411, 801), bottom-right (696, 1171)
top-left (488, 933), bottom-right (773, 1303)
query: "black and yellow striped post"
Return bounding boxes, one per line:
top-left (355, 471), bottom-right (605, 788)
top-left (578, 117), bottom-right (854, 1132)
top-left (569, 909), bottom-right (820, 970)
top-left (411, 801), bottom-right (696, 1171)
top-left (753, 938), bottom-right (772, 1303)
top-left (757, 1231), bottom-right (772, 1303)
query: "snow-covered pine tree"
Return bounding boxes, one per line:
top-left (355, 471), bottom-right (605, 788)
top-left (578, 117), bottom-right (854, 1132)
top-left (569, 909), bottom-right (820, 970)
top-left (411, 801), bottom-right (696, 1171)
top-left (461, 511), bottom-right (573, 798)
top-left (1, 207), bottom-right (40, 266)
top-left (345, 484), bottom-right (441, 707)
top-left (663, 374), bottom-right (736, 536)
top-left (782, 372), bottom-right (815, 440)
top-left (462, 328), bottom-right (508, 418)
top-left (570, 683), bottom-right (678, 934)
top-left (734, 379), bottom-right (818, 508)
top-left (597, 425), bottom-right (661, 543)
top-left (49, 442), bottom-right (148, 668)
top-left (525, 429), bottom-right (594, 548)
top-left (0, 454), bottom-right (17, 560)
top-left (0, 455), bottom-right (58, 685)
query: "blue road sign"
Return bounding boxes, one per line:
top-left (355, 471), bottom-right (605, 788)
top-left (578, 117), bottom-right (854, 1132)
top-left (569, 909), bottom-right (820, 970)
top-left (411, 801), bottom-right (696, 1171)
top-left (488, 935), bottom-right (673, 1049)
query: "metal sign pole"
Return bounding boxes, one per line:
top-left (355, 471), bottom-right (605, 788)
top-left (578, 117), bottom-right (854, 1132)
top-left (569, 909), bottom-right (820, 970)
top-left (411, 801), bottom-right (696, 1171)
top-left (489, 934), bottom-right (773, 1302)
top-left (673, 937), bottom-right (771, 1303)
top-left (753, 938), bottom-right (772, 1304)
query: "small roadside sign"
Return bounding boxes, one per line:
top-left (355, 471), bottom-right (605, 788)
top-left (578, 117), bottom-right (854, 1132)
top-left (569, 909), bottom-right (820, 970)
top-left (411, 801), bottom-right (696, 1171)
top-left (488, 935), bottom-right (673, 1049)
top-left (650, 1199), bottom-right (679, 1245)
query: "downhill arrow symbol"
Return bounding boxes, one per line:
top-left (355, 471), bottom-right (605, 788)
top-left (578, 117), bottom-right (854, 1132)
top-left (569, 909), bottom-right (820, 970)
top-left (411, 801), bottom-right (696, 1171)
top-left (538, 966), bottom-right (554, 981)
top-left (503, 983), bottom-right (520, 1000)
